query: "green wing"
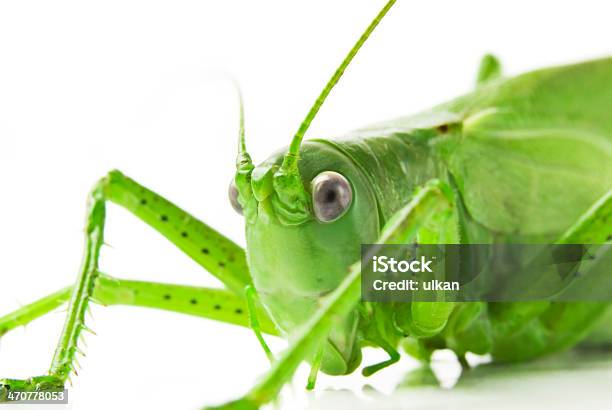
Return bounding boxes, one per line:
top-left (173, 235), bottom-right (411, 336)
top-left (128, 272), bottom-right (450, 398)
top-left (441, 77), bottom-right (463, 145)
top-left (442, 57), bottom-right (612, 237)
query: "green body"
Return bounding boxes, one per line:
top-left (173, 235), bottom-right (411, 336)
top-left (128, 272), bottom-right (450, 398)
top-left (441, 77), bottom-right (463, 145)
top-left (2, 1), bottom-right (612, 408)
top-left (246, 57), bottom-right (612, 374)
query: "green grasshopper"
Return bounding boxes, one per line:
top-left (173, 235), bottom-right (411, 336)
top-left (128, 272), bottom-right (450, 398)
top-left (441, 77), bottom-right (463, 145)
top-left (1, 0), bottom-right (612, 408)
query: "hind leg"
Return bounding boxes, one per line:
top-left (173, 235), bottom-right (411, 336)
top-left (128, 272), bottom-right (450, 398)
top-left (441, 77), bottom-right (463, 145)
top-left (0, 170), bottom-right (267, 397)
top-left (0, 275), bottom-right (278, 400)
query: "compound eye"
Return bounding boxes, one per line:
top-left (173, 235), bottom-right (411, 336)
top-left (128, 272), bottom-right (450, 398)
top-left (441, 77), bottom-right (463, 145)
top-left (311, 171), bottom-right (352, 223)
top-left (228, 180), bottom-right (243, 215)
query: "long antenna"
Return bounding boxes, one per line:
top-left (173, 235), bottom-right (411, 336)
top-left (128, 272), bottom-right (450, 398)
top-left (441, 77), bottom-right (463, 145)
top-left (234, 81), bottom-right (253, 170)
top-left (281, 0), bottom-right (397, 171)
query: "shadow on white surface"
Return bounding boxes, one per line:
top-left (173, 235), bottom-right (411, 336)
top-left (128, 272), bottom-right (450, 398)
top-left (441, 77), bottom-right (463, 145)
top-left (305, 349), bottom-right (612, 410)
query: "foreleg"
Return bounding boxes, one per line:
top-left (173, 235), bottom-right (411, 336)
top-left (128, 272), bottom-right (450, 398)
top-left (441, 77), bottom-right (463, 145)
top-left (205, 180), bottom-right (453, 409)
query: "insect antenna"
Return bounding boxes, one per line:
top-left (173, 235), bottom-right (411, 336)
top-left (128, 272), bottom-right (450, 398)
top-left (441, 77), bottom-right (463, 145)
top-left (281, 0), bottom-right (397, 172)
top-left (234, 81), bottom-right (253, 171)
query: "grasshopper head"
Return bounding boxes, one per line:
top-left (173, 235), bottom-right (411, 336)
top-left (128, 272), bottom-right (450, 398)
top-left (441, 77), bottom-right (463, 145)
top-left (228, 0), bottom-right (395, 373)
top-left (230, 141), bottom-right (379, 374)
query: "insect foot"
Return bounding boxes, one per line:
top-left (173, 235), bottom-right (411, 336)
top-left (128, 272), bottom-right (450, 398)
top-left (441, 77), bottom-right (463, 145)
top-left (0, 375), bottom-right (64, 402)
top-left (203, 397), bottom-right (259, 410)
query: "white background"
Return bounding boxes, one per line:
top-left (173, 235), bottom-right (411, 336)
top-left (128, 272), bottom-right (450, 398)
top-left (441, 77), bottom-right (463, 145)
top-left (0, 1), bottom-right (611, 409)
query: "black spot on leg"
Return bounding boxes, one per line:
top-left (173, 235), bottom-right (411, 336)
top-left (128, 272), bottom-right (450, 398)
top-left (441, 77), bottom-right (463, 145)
top-left (607, 234), bottom-right (612, 241)
top-left (218, 262), bottom-right (225, 268)
top-left (161, 215), bottom-right (168, 222)
top-left (235, 308), bottom-right (243, 314)
top-left (214, 304), bottom-right (221, 310)
top-left (181, 231), bottom-right (188, 238)
top-left (163, 294), bottom-right (171, 300)
top-left (140, 198), bottom-right (147, 205)
top-left (190, 299), bottom-right (198, 305)
top-left (201, 248), bottom-right (210, 254)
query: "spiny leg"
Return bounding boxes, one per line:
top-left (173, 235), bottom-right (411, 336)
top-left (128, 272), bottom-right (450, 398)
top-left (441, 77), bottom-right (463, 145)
top-left (1, 170), bottom-right (257, 394)
top-left (0, 274), bottom-right (280, 394)
top-left (0, 277), bottom-right (279, 399)
top-left (0, 274), bottom-right (279, 400)
top-left (0, 287), bottom-right (70, 337)
top-left (48, 183), bottom-right (105, 382)
top-left (1, 184), bottom-right (106, 394)
top-left (205, 180), bottom-right (453, 409)
top-left (0, 275), bottom-right (279, 394)
top-left (1, 169), bottom-right (254, 336)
